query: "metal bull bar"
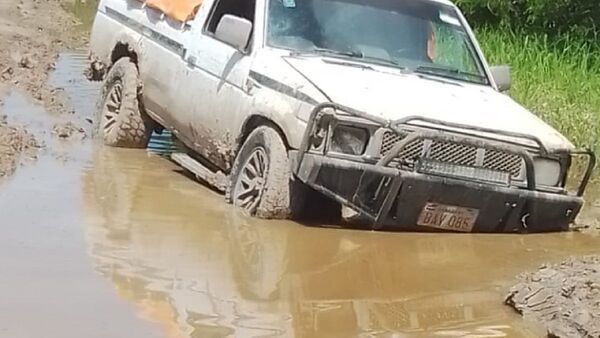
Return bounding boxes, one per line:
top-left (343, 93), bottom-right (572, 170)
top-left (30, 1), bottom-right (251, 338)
top-left (375, 130), bottom-right (538, 190)
top-left (294, 103), bottom-right (596, 225)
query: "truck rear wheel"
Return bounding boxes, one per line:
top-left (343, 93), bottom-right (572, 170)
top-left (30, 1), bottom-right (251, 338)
top-left (227, 126), bottom-right (305, 219)
top-left (95, 57), bottom-right (154, 148)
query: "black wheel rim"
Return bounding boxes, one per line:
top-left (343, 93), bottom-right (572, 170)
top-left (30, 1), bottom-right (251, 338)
top-left (102, 81), bottom-right (123, 135)
top-left (234, 147), bottom-right (268, 213)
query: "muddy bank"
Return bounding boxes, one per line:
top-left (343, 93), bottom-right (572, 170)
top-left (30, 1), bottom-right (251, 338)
top-left (0, 117), bottom-right (38, 178)
top-left (0, 0), bottom-right (89, 178)
top-left (0, 0), bottom-right (86, 114)
top-left (505, 256), bottom-right (600, 338)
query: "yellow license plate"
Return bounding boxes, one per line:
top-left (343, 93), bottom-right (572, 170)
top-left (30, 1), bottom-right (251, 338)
top-left (417, 202), bottom-right (479, 232)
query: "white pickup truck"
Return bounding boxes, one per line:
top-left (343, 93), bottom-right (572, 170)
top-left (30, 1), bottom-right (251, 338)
top-left (88, 0), bottom-right (595, 232)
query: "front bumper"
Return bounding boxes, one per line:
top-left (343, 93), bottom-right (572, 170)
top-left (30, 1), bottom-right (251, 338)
top-left (293, 103), bottom-right (595, 233)
top-left (295, 153), bottom-right (583, 232)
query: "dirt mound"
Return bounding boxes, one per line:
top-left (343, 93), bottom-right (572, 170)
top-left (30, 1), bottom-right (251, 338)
top-left (0, 117), bottom-right (38, 178)
top-left (0, 0), bottom-right (86, 179)
top-left (505, 256), bottom-right (600, 338)
top-left (0, 0), bottom-right (86, 115)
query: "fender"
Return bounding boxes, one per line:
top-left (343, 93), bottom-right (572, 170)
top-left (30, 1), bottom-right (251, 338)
top-left (107, 32), bottom-right (143, 67)
top-left (89, 6), bottom-right (144, 69)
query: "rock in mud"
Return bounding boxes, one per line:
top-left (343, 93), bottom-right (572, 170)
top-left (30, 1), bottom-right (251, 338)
top-left (52, 122), bottom-right (86, 140)
top-left (19, 55), bottom-right (37, 69)
top-left (505, 256), bottom-right (600, 338)
top-left (85, 59), bottom-right (107, 81)
top-left (1, 66), bottom-right (14, 81)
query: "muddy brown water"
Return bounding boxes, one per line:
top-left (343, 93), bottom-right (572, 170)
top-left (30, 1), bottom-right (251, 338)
top-left (2, 48), bottom-right (600, 337)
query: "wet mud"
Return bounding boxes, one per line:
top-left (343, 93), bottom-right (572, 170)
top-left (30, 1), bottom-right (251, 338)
top-left (506, 256), bottom-right (600, 338)
top-left (0, 0), bottom-right (89, 180)
top-left (0, 116), bottom-right (38, 178)
top-left (0, 50), bottom-right (99, 175)
top-left (0, 0), bottom-right (86, 108)
top-left (573, 183), bottom-right (600, 233)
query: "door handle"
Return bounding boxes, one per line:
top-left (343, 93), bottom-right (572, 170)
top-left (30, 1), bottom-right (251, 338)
top-left (183, 49), bottom-right (197, 67)
top-left (186, 55), bottom-right (197, 67)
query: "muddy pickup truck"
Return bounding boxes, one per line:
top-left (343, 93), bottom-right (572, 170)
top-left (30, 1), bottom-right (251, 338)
top-left (88, 0), bottom-right (595, 233)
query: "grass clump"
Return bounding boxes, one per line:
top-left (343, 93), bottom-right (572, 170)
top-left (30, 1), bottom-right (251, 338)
top-left (476, 28), bottom-right (600, 151)
top-left (456, 0), bottom-right (600, 38)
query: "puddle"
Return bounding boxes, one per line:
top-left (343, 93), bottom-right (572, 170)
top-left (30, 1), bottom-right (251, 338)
top-left (50, 50), bottom-right (102, 121)
top-left (2, 90), bottom-right (56, 142)
top-left (0, 147), bottom-right (165, 338)
top-left (7, 137), bottom-right (600, 337)
top-left (80, 148), bottom-right (600, 337)
top-left (0, 53), bottom-right (163, 337)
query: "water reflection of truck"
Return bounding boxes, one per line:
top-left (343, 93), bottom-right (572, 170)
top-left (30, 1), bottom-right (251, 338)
top-left (82, 148), bottom-right (543, 337)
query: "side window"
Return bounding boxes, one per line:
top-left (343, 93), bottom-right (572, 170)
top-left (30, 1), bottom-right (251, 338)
top-left (433, 24), bottom-right (479, 73)
top-left (206, 0), bottom-right (256, 33)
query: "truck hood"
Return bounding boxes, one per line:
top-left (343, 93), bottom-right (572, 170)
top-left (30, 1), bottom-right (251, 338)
top-left (285, 56), bottom-right (573, 152)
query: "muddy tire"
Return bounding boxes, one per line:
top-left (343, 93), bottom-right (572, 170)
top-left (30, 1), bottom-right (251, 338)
top-left (227, 126), bottom-right (305, 219)
top-left (94, 57), bottom-right (154, 148)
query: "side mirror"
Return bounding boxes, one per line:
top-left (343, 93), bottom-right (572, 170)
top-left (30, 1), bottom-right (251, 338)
top-left (215, 14), bottom-right (252, 51)
top-left (490, 65), bottom-right (511, 92)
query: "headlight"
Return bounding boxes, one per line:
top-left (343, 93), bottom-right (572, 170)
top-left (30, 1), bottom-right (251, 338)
top-left (330, 125), bottom-right (369, 155)
top-left (534, 158), bottom-right (561, 186)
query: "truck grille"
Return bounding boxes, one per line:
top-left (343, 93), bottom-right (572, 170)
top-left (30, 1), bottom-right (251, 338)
top-left (381, 131), bottom-right (523, 178)
top-left (482, 149), bottom-right (523, 177)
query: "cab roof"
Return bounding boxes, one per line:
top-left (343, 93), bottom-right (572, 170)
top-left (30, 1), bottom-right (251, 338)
top-left (136, 0), bottom-right (459, 23)
top-left (136, 0), bottom-right (203, 22)
top-left (425, 0), bottom-right (458, 8)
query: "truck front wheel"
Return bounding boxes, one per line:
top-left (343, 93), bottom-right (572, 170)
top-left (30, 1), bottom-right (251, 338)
top-left (227, 126), bottom-right (305, 219)
top-left (95, 57), bottom-right (154, 148)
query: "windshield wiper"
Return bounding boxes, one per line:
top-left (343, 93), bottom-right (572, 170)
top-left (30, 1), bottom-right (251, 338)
top-left (357, 55), bottom-right (404, 69)
top-left (415, 65), bottom-right (487, 82)
top-left (292, 47), bottom-right (362, 58)
top-left (295, 48), bottom-right (404, 69)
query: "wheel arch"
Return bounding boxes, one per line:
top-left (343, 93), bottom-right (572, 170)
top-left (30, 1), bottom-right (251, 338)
top-left (90, 24), bottom-right (143, 80)
top-left (96, 31), bottom-right (142, 69)
top-left (110, 40), bottom-right (140, 67)
top-left (236, 114), bottom-right (291, 156)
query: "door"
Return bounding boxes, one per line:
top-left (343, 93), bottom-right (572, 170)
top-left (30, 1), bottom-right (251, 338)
top-left (169, 0), bottom-right (256, 170)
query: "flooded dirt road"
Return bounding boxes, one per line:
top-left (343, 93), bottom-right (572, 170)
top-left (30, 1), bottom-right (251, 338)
top-left (80, 148), bottom-right (600, 338)
top-left (1, 1), bottom-right (600, 337)
top-left (3, 126), bottom-right (600, 337)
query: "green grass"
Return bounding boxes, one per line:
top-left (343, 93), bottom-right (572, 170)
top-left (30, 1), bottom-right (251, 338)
top-left (476, 28), bottom-right (600, 152)
top-left (62, 0), bottom-right (98, 31)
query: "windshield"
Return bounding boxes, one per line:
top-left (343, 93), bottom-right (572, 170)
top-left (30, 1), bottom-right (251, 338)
top-left (267, 0), bottom-right (489, 84)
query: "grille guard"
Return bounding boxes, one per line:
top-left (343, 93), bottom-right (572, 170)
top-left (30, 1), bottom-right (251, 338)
top-left (295, 102), bottom-right (596, 197)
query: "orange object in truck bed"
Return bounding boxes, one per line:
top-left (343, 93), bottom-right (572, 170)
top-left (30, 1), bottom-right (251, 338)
top-left (140, 0), bottom-right (203, 22)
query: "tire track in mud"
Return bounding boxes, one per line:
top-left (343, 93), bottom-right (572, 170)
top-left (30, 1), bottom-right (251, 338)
top-left (505, 256), bottom-right (600, 338)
